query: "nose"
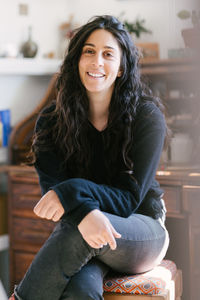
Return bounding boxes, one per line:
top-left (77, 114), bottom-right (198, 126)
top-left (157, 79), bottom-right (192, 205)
top-left (92, 52), bottom-right (103, 67)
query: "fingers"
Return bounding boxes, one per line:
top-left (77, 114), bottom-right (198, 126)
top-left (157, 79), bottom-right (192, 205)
top-left (52, 210), bottom-right (64, 222)
top-left (104, 223), bottom-right (121, 250)
top-left (95, 227), bottom-right (121, 250)
top-left (101, 226), bottom-right (117, 250)
top-left (96, 238), bottom-right (108, 248)
top-left (33, 195), bottom-right (49, 217)
top-left (78, 209), bottom-right (121, 250)
top-left (33, 201), bottom-right (45, 218)
top-left (110, 224), bottom-right (121, 239)
top-left (34, 204), bottom-right (63, 222)
top-left (88, 241), bottom-right (103, 249)
top-left (88, 239), bottom-right (107, 249)
top-left (33, 191), bottom-right (64, 221)
top-left (34, 202), bottom-right (50, 219)
top-left (94, 227), bottom-right (119, 250)
top-left (105, 229), bottom-right (117, 250)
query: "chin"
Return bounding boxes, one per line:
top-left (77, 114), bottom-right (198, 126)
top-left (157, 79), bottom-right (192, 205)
top-left (86, 86), bottom-right (105, 93)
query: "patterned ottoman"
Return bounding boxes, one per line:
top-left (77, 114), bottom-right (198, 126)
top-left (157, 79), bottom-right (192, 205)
top-left (103, 260), bottom-right (182, 300)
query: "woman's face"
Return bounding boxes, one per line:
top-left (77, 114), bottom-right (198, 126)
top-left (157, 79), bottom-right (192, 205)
top-left (78, 29), bottom-right (122, 98)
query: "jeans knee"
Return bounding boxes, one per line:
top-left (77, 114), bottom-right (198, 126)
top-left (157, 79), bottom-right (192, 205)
top-left (62, 273), bottom-right (104, 300)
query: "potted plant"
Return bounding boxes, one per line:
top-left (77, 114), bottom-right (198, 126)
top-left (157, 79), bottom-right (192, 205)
top-left (177, 9), bottom-right (200, 49)
top-left (123, 18), bottom-right (152, 38)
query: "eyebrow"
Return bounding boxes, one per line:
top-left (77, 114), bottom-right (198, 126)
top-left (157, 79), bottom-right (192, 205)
top-left (83, 43), bottom-right (116, 50)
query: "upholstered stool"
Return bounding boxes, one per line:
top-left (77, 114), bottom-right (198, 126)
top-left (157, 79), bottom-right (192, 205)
top-left (103, 260), bottom-right (182, 300)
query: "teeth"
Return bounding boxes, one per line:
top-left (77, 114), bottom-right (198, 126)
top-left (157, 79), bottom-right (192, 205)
top-left (88, 72), bottom-right (104, 78)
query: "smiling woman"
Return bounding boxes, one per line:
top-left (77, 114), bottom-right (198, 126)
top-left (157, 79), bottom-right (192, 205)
top-left (10, 15), bottom-right (170, 300)
top-left (78, 29), bottom-right (122, 129)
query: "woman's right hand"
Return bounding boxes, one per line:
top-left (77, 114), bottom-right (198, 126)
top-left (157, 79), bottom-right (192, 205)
top-left (78, 209), bottom-right (121, 250)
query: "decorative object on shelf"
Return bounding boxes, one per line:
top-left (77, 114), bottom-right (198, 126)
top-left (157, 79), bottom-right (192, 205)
top-left (136, 43), bottom-right (159, 61)
top-left (43, 51), bottom-right (55, 59)
top-left (0, 43), bottom-right (18, 58)
top-left (0, 110), bottom-right (10, 163)
top-left (168, 47), bottom-right (195, 59)
top-left (177, 9), bottom-right (200, 50)
top-left (178, 10), bottom-right (200, 27)
top-left (0, 110), bottom-right (11, 147)
top-left (20, 26), bottom-right (38, 58)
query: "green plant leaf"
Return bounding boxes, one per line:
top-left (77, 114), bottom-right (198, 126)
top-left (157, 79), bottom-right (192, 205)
top-left (123, 17), bottom-right (152, 38)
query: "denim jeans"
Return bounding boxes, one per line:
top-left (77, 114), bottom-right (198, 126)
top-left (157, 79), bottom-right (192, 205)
top-left (15, 212), bottom-right (169, 300)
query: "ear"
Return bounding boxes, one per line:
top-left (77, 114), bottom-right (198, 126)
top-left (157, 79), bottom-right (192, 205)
top-left (117, 69), bottom-right (123, 77)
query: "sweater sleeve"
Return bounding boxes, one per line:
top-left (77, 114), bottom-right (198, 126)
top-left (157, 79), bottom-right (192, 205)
top-left (34, 102), bottom-right (166, 225)
top-left (33, 104), bottom-right (69, 195)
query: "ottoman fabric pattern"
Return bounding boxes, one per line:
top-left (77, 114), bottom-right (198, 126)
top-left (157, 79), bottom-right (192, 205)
top-left (103, 260), bottom-right (177, 295)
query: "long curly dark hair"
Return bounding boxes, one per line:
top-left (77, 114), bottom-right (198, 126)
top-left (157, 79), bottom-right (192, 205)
top-left (32, 15), bottom-right (169, 183)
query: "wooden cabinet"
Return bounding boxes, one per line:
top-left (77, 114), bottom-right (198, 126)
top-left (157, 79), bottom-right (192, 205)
top-left (157, 171), bottom-right (200, 300)
top-left (182, 185), bottom-right (200, 300)
top-left (7, 166), bottom-right (55, 289)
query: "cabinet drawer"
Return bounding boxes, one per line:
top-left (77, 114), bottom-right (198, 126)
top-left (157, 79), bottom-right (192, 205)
top-left (13, 251), bottom-right (36, 283)
top-left (162, 186), bottom-right (181, 215)
top-left (12, 217), bottom-right (55, 246)
top-left (12, 193), bottom-right (41, 210)
top-left (12, 182), bottom-right (41, 195)
top-left (11, 183), bottom-right (41, 209)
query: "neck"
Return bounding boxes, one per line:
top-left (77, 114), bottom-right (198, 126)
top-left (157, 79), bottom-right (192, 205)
top-left (88, 91), bottom-right (113, 130)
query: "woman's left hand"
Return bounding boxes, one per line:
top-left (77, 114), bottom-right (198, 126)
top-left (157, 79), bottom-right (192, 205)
top-left (33, 190), bottom-right (64, 222)
top-left (78, 209), bottom-right (121, 250)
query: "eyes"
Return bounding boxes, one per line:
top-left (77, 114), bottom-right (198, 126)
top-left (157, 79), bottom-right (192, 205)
top-left (82, 47), bottom-right (114, 58)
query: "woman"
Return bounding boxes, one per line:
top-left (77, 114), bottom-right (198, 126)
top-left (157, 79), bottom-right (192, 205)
top-left (10, 15), bottom-right (169, 300)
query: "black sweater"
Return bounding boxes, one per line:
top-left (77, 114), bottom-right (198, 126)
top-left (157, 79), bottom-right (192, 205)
top-left (34, 101), bottom-right (166, 225)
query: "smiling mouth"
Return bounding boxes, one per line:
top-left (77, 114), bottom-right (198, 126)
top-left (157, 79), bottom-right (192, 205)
top-left (87, 72), bottom-right (105, 78)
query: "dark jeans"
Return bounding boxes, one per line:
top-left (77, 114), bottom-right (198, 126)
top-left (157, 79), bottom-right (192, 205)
top-left (15, 212), bottom-right (169, 300)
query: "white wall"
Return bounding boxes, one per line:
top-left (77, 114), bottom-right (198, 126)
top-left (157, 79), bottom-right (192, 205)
top-left (0, 0), bottom-right (198, 60)
top-left (0, 75), bottom-right (51, 126)
top-left (66, 0), bottom-right (198, 59)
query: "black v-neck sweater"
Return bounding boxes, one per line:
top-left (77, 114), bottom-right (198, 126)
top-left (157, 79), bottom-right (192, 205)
top-left (34, 101), bottom-right (166, 225)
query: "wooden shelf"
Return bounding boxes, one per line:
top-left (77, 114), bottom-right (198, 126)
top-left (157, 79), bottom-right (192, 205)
top-left (0, 58), bottom-right (62, 75)
top-left (140, 57), bottom-right (198, 76)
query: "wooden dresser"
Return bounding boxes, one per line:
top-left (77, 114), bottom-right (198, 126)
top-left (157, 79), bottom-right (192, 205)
top-left (157, 170), bottom-right (200, 300)
top-left (7, 166), bottom-right (55, 288)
